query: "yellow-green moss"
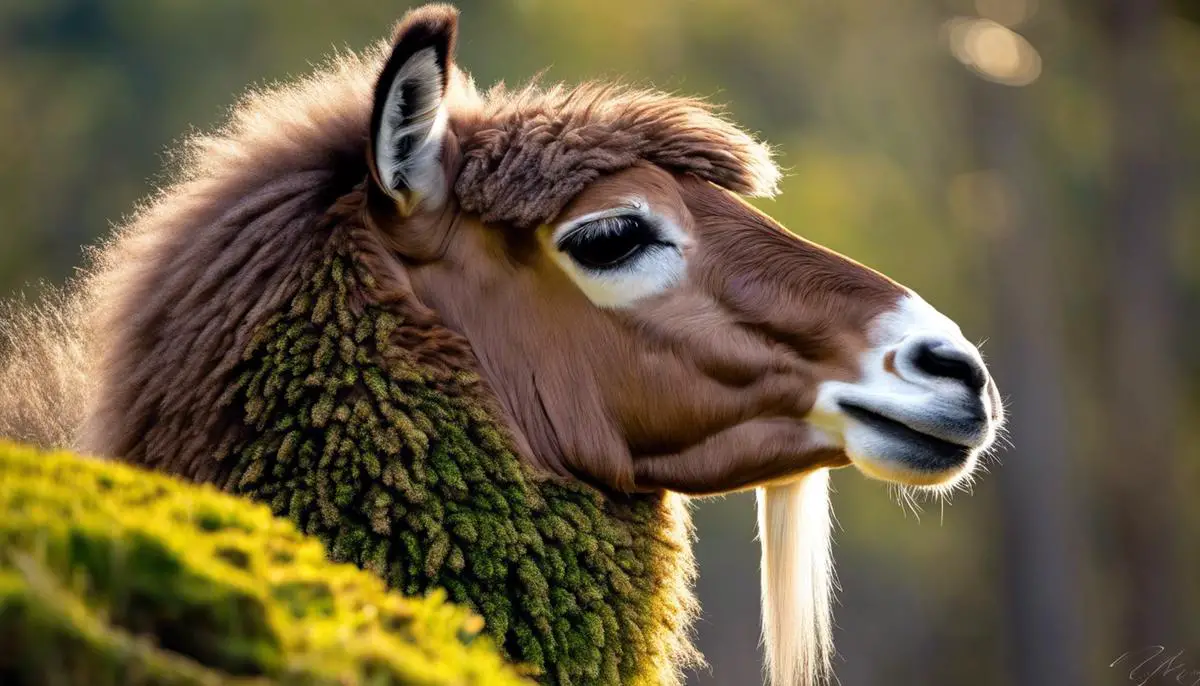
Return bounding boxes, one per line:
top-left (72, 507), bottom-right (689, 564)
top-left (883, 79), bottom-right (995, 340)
top-left (0, 440), bottom-right (529, 686)
top-left (214, 235), bottom-right (696, 685)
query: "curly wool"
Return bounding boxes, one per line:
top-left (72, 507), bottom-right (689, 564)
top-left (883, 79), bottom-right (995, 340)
top-left (0, 440), bottom-right (527, 686)
top-left (211, 223), bottom-right (698, 685)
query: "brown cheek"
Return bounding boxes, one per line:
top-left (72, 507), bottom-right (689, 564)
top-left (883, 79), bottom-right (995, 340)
top-left (413, 231), bottom-right (649, 491)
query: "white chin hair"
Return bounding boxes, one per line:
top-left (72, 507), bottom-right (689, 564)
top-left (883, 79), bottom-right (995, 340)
top-left (757, 470), bottom-right (834, 686)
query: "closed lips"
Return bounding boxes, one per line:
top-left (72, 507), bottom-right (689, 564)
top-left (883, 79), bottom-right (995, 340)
top-left (838, 401), bottom-right (973, 469)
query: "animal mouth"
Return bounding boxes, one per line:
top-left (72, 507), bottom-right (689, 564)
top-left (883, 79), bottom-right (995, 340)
top-left (837, 401), bottom-right (974, 472)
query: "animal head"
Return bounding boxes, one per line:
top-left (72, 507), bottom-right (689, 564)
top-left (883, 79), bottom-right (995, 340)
top-left (366, 5), bottom-right (1003, 497)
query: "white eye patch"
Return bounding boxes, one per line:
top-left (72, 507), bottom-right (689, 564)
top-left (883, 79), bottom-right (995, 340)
top-left (542, 198), bottom-right (691, 308)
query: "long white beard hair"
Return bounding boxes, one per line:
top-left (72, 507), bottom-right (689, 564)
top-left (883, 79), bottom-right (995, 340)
top-left (757, 468), bottom-right (835, 686)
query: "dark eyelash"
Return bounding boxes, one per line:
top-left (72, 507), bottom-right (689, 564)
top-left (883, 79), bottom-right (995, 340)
top-left (556, 215), bottom-right (670, 271)
top-left (558, 215), bottom-right (655, 242)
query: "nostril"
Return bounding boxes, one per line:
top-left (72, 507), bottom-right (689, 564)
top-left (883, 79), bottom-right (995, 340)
top-left (910, 340), bottom-right (986, 392)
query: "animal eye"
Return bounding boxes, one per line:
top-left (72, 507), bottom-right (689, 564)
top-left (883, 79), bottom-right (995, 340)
top-left (557, 216), bottom-right (666, 271)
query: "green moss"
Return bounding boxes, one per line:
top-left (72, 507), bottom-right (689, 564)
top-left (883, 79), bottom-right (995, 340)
top-left (216, 233), bottom-right (696, 685)
top-left (0, 440), bottom-right (529, 686)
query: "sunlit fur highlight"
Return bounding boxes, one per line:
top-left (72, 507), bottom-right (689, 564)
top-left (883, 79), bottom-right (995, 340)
top-left (0, 288), bottom-right (93, 449)
top-left (758, 471), bottom-right (835, 686)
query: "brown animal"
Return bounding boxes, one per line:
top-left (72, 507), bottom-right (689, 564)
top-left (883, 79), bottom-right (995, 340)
top-left (0, 5), bottom-right (1003, 685)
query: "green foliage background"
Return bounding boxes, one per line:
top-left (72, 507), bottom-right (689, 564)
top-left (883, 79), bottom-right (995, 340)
top-left (1, 1), bottom-right (1196, 685)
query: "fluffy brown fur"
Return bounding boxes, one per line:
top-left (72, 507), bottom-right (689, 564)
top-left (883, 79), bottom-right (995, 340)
top-left (78, 52), bottom-right (376, 469)
top-left (3, 35), bottom-right (784, 460)
top-left (453, 82), bottom-right (780, 227)
top-left (0, 288), bottom-right (93, 448)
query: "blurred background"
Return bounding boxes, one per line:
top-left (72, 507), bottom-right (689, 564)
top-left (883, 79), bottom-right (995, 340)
top-left (1, 0), bottom-right (1196, 684)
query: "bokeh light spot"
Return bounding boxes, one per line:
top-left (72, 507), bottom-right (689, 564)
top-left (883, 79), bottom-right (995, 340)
top-left (946, 18), bottom-right (1042, 87)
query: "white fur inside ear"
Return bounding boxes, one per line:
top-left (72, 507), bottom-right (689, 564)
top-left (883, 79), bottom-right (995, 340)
top-left (375, 46), bottom-right (448, 209)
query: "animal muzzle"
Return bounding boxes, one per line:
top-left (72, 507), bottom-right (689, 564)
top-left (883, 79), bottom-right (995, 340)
top-left (810, 292), bottom-right (1003, 487)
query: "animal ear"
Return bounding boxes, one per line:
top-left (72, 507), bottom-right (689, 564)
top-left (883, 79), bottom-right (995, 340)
top-left (368, 5), bottom-right (458, 216)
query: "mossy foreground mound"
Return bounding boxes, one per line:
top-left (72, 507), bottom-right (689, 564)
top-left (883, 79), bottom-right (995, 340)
top-left (0, 440), bottom-right (529, 686)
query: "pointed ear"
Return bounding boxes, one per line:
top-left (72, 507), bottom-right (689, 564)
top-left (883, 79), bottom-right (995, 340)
top-left (368, 5), bottom-right (458, 216)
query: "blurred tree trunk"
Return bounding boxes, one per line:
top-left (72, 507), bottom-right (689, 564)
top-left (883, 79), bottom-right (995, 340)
top-left (967, 73), bottom-right (1089, 686)
top-left (1097, 0), bottom-right (1182, 651)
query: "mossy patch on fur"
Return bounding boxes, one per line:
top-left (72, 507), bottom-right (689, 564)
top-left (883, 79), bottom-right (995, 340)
top-left (214, 231), bottom-right (697, 686)
top-left (0, 439), bottom-right (528, 686)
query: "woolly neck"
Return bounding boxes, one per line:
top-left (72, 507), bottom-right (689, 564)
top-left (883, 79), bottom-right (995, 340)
top-left (207, 215), bottom-right (698, 685)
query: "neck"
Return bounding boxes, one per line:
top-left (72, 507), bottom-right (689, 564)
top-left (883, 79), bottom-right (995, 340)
top-left (202, 220), bottom-right (698, 685)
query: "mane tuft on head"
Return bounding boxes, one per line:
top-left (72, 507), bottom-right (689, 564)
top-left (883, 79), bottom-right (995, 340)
top-left (454, 82), bottom-right (780, 228)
